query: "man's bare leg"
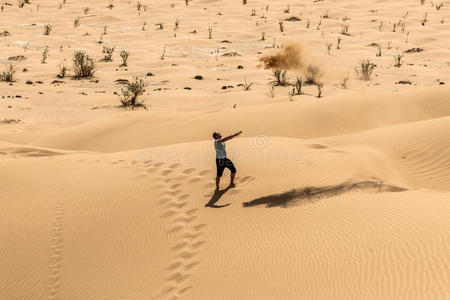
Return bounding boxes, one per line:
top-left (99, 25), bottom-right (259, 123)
top-left (230, 173), bottom-right (236, 186)
top-left (216, 177), bottom-right (220, 190)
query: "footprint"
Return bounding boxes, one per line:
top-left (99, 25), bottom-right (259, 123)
top-left (182, 168), bottom-right (196, 174)
top-left (189, 176), bottom-right (202, 183)
top-left (179, 251), bottom-right (196, 259)
top-left (171, 241), bottom-right (188, 250)
top-left (184, 261), bottom-right (200, 271)
top-left (158, 197), bottom-right (171, 205)
top-left (191, 241), bottom-right (206, 250)
top-left (305, 143), bottom-right (328, 149)
top-left (135, 174), bottom-right (148, 179)
top-left (167, 225), bottom-right (184, 234)
top-left (199, 170), bottom-right (212, 176)
top-left (177, 286), bottom-right (192, 296)
top-left (167, 261), bottom-right (183, 270)
top-left (169, 163), bottom-right (181, 169)
top-left (154, 162), bottom-right (165, 167)
top-left (171, 183), bottom-right (182, 189)
top-left (185, 208), bottom-right (198, 216)
top-left (162, 210), bottom-right (177, 218)
top-left (174, 175), bottom-right (188, 181)
top-left (193, 224), bottom-right (206, 231)
top-left (178, 194), bottom-right (190, 200)
top-left (183, 232), bottom-right (202, 240)
top-left (169, 189), bottom-right (182, 196)
top-left (162, 169), bottom-right (173, 176)
top-left (173, 215), bottom-right (197, 224)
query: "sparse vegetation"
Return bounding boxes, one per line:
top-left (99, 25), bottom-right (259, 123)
top-left (394, 54), bottom-right (403, 67)
top-left (41, 47), bottom-right (49, 63)
top-left (242, 79), bottom-right (253, 91)
top-left (160, 44), bottom-right (167, 60)
top-left (376, 46), bottom-right (382, 57)
top-left (326, 42), bottom-right (333, 55)
top-left (208, 26), bottom-right (213, 39)
top-left (120, 50), bottom-right (129, 67)
top-left (291, 76), bottom-right (302, 95)
top-left (119, 77), bottom-right (147, 109)
top-left (57, 64), bottom-right (66, 78)
top-left (270, 69), bottom-right (288, 86)
top-left (73, 50), bottom-right (95, 78)
top-left (317, 83), bottom-right (323, 98)
top-left (74, 18), bottom-right (80, 27)
top-left (279, 21), bottom-right (284, 32)
top-left (355, 59), bottom-right (375, 80)
top-left (421, 12), bottom-right (428, 25)
top-left (102, 46), bottom-right (115, 62)
top-left (340, 76), bottom-right (349, 89)
top-left (304, 64), bottom-right (321, 85)
top-left (43, 24), bottom-right (52, 35)
top-left (341, 23), bottom-right (350, 35)
top-left (0, 64), bottom-right (16, 82)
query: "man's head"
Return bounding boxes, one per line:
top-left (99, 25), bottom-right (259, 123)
top-left (213, 132), bottom-right (222, 139)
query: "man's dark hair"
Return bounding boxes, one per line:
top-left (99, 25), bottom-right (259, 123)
top-left (212, 132), bottom-right (219, 139)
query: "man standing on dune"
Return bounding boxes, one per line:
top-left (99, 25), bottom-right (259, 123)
top-left (213, 131), bottom-right (242, 190)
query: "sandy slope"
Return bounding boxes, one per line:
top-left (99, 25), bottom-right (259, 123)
top-left (1, 0), bottom-right (450, 299)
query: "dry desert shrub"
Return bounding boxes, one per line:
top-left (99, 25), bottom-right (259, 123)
top-left (73, 50), bottom-right (95, 78)
top-left (57, 64), bottom-right (66, 78)
top-left (341, 24), bottom-right (350, 35)
top-left (355, 59), bottom-right (375, 80)
top-left (394, 54), bottom-right (403, 67)
top-left (43, 24), bottom-right (52, 35)
top-left (41, 46), bottom-right (49, 63)
top-left (292, 76), bottom-right (302, 95)
top-left (270, 69), bottom-right (288, 86)
top-left (102, 46), bottom-right (115, 62)
top-left (304, 64), bottom-right (321, 85)
top-left (120, 50), bottom-right (130, 67)
top-left (0, 63), bottom-right (16, 82)
top-left (242, 79), bottom-right (253, 91)
top-left (119, 77), bottom-right (147, 109)
top-left (317, 83), bottom-right (323, 98)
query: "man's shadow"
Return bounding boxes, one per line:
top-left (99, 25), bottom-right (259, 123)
top-left (205, 184), bottom-right (235, 208)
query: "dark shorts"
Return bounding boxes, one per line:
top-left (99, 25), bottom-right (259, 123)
top-left (216, 158), bottom-right (236, 177)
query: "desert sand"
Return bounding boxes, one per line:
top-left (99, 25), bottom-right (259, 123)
top-left (1, 0), bottom-right (450, 299)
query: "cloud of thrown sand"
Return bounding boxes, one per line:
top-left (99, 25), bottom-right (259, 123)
top-left (259, 42), bottom-right (305, 70)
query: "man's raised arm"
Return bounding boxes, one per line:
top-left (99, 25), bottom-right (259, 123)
top-left (217, 131), bottom-right (242, 144)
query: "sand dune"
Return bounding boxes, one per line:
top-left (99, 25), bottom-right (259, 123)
top-left (1, 0), bottom-right (450, 299)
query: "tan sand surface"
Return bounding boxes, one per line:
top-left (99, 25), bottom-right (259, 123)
top-left (1, 0), bottom-right (449, 299)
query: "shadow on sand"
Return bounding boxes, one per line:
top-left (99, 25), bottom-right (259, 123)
top-left (243, 180), bottom-right (408, 208)
top-left (205, 185), bottom-right (235, 208)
